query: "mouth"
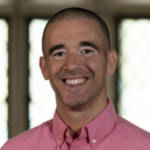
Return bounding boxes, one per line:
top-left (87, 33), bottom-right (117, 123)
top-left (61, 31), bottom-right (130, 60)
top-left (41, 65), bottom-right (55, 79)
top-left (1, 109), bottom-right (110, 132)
top-left (61, 77), bottom-right (88, 88)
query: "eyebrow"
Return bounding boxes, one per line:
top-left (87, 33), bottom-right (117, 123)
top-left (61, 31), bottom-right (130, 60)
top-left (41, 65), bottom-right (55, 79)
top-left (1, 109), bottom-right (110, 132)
top-left (49, 41), bottom-right (99, 55)
top-left (49, 44), bottom-right (65, 55)
top-left (79, 41), bottom-right (99, 51)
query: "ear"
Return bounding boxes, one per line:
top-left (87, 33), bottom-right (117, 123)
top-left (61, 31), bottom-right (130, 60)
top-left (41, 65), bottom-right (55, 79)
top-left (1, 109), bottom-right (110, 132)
top-left (106, 50), bottom-right (118, 75)
top-left (39, 57), bottom-right (49, 80)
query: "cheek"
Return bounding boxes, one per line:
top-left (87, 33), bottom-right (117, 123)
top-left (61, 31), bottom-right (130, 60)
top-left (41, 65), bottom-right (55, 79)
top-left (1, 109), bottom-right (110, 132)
top-left (47, 60), bottom-right (61, 81)
top-left (85, 55), bottom-right (107, 86)
top-left (47, 63), bottom-right (61, 92)
top-left (85, 55), bottom-right (106, 75)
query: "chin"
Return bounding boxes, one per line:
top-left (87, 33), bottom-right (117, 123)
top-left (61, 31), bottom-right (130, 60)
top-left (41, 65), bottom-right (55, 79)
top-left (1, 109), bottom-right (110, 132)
top-left (61, 96), bottom-right (91, 107)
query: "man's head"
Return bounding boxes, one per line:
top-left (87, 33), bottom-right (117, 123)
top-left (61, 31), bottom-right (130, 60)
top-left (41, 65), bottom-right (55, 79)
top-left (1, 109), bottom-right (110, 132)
top-left (40, 7), bottom-right (117, 109)
top-left (42, 7), bottom-right (111, 57)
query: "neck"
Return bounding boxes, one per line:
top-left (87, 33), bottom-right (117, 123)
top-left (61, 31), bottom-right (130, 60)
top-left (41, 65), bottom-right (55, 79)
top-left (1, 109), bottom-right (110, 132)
top-left (56, 95), bottom-right (108, 139)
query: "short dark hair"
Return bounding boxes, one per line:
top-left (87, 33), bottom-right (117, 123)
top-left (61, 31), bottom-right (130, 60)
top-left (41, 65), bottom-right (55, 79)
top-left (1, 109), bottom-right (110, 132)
top-left (42, 7), bottom-right (110, 56)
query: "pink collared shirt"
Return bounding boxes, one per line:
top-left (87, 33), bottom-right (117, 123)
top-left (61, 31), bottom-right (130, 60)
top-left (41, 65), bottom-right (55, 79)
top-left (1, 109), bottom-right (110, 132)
top-left (1, 99), bottom-right (150, 150)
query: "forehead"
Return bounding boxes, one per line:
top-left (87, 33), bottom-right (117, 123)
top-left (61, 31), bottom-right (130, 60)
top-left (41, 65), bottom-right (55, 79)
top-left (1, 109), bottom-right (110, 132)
top-left (44, 18), bottom-right (103, 48)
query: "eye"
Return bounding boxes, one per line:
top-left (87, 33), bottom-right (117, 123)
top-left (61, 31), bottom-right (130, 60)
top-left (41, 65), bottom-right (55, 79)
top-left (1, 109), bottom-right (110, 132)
top-left (52, 51), bottom-right (67, 60)
top-left (81, 49), bottom-right (93, 54)
top-left (53, 52), bottom-right (66, 57)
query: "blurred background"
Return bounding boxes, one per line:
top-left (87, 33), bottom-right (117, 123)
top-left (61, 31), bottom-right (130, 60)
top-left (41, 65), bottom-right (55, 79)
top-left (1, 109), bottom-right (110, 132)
top-left (1, 0), bottom-right (150, 147)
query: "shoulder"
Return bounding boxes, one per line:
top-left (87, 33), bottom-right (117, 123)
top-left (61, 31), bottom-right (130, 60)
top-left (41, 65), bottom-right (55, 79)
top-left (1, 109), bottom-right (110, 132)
top-left (1, 120), bottom-right (56, 150)
top-left (113, 116), bottom-right (150, 149)
top-left (116, 116), bottom-right (150, 137)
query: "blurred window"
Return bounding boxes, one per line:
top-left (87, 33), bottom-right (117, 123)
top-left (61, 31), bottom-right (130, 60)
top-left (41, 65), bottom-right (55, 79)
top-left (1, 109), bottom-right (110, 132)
top-left (28, 0), bottom-right (83, 5)
top-left (118, 19), bottom-right (150, 132)
top-left (29, 19), bottom-right (56, 128)
top-left (0, 19), bottom-right (8, 147)
top-left (0, 0), bottom-right (9, 4)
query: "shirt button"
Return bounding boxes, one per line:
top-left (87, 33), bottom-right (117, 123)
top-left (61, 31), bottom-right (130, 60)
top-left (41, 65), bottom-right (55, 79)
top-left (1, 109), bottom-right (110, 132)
top-left (92, 139), bottom-right (97, 143)
top-left (58, 140), bottom-right (61, 144)
top-left (66, 132), bottom-right (69, 137)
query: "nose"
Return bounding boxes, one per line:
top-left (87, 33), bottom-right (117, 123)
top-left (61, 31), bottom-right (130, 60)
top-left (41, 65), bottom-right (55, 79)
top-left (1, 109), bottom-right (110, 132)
top-left (63, 53), bottom-right (83, 72)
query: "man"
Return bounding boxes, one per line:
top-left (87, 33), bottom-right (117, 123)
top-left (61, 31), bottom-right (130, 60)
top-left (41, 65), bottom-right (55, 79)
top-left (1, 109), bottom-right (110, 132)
top-left (1, 7), bottom-right (150, 150)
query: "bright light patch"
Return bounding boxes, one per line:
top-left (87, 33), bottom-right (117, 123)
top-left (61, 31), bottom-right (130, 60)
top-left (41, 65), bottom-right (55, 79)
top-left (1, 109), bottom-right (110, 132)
top-left (29, 19), bottom-right (56, 128)
top-left (0, 19), bottom-right (8, 148)
top-left (118, 19), bottom-right (150, 132)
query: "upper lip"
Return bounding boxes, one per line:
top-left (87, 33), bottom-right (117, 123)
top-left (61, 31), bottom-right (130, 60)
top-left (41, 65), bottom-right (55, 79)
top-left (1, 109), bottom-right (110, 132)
top-left (60, 75), bottom-right (89, 80)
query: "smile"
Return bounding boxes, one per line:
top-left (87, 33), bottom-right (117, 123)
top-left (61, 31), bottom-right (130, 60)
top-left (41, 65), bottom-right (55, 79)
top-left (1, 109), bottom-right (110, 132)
top-left (65, 78), bottom-right (87, 85)
top-left (61, 77), bottom-right (88, 88)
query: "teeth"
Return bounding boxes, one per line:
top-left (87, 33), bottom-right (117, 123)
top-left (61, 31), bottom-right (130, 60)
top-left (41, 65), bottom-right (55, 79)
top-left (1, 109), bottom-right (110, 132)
top-left (66, 78), bottom-right (86, 85)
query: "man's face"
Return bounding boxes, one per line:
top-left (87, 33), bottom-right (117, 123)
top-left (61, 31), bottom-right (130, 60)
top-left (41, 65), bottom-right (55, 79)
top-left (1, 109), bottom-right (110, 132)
top-left (41, 18), bottom-right (110, 107)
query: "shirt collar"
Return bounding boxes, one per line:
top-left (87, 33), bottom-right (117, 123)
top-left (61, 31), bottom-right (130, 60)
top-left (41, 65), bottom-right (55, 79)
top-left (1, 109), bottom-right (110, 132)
top-left (52, 98), bottom-right (117, 148)
top-left (86, 98), bottom-right (117, 148)
top-left (52, 111), bottom-right (67, 147)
